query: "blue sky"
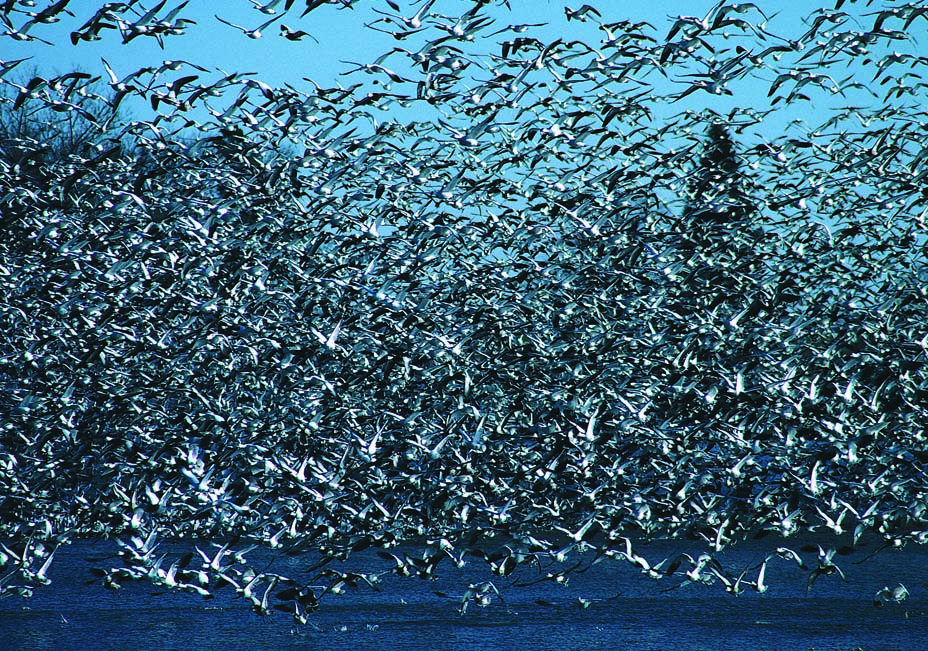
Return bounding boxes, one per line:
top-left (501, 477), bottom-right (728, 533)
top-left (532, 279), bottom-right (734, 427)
top-left (9, 1), bottom-right (774, 86)
top-left (5, 3), bottom-right (826, 104)
top-left (8, 2), bottom-right (819, 79)
top-left (4, 0), bottom-right (923, 145)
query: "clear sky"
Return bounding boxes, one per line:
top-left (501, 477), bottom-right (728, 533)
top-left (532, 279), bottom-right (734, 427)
top-left (9, 1), bottom-right (798, 86)
top-left (3, 0), bottom-right (924, 145)
top-left (3, 3), bottom-right (831, 109)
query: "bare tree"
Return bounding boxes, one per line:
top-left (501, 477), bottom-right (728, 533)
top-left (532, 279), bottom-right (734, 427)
top-left (0, 66), bottom-right (120, 171)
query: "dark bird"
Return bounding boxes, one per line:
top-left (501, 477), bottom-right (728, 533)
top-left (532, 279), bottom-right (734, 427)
top-left (280, 24), bottom-right (318, 42)
top-left (565, 4), bottom-right (601, 22)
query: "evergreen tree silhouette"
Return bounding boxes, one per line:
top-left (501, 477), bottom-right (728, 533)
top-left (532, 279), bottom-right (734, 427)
top-left (682, 123), bottom-right (755, 233)
top-left (643, 121), bottom-right (773, 432)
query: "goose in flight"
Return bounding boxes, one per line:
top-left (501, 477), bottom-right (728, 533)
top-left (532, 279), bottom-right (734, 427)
top-left (874, 583), bottom-right (908, 606)
top-left (215, 13), bottom-right (281, 39)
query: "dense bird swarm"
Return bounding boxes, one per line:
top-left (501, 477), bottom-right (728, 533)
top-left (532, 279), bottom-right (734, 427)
top-left (1, 0), bottom-right (927, 617)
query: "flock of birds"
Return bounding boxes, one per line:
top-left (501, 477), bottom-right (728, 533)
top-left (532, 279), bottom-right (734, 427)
top-left (1, 0), bottom-right (927, 620)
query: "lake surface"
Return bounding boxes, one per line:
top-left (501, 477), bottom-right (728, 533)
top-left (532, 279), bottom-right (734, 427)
top-left (2, 534), bottom-right (925, 651)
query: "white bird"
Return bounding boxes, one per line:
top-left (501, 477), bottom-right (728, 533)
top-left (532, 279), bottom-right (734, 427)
top-left (249, 0), bottom-right (291, 14)
top-left (371, 0), bottom-right (437, 31)
top-left (214, 13), bottom-right (281, 39)
top-left (806, 545), bottom-right (848, 595)
top-left (608, 536), bottom-right (661, 578)
top-left (459, 581), bottom-right (504, 614)
top-left (874, 583), bottom-right (908, 606)
top-left (21, 543), bottom-right (58, 586)
top-left (754, 559), bottom-right (768, 593)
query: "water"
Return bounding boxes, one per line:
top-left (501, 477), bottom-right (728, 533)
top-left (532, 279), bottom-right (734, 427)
top-left (2, 534), bottom-right (925, 650)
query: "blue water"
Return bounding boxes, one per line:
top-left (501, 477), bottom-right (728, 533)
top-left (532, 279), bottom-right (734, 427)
top-left (2, 535), bottom-right (925, 650)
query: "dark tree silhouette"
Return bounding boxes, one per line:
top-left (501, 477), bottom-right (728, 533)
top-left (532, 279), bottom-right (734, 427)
top-left (0, 69), bottom-right (119, 167)
top-left (682, 123), bottom-right (756, 232)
